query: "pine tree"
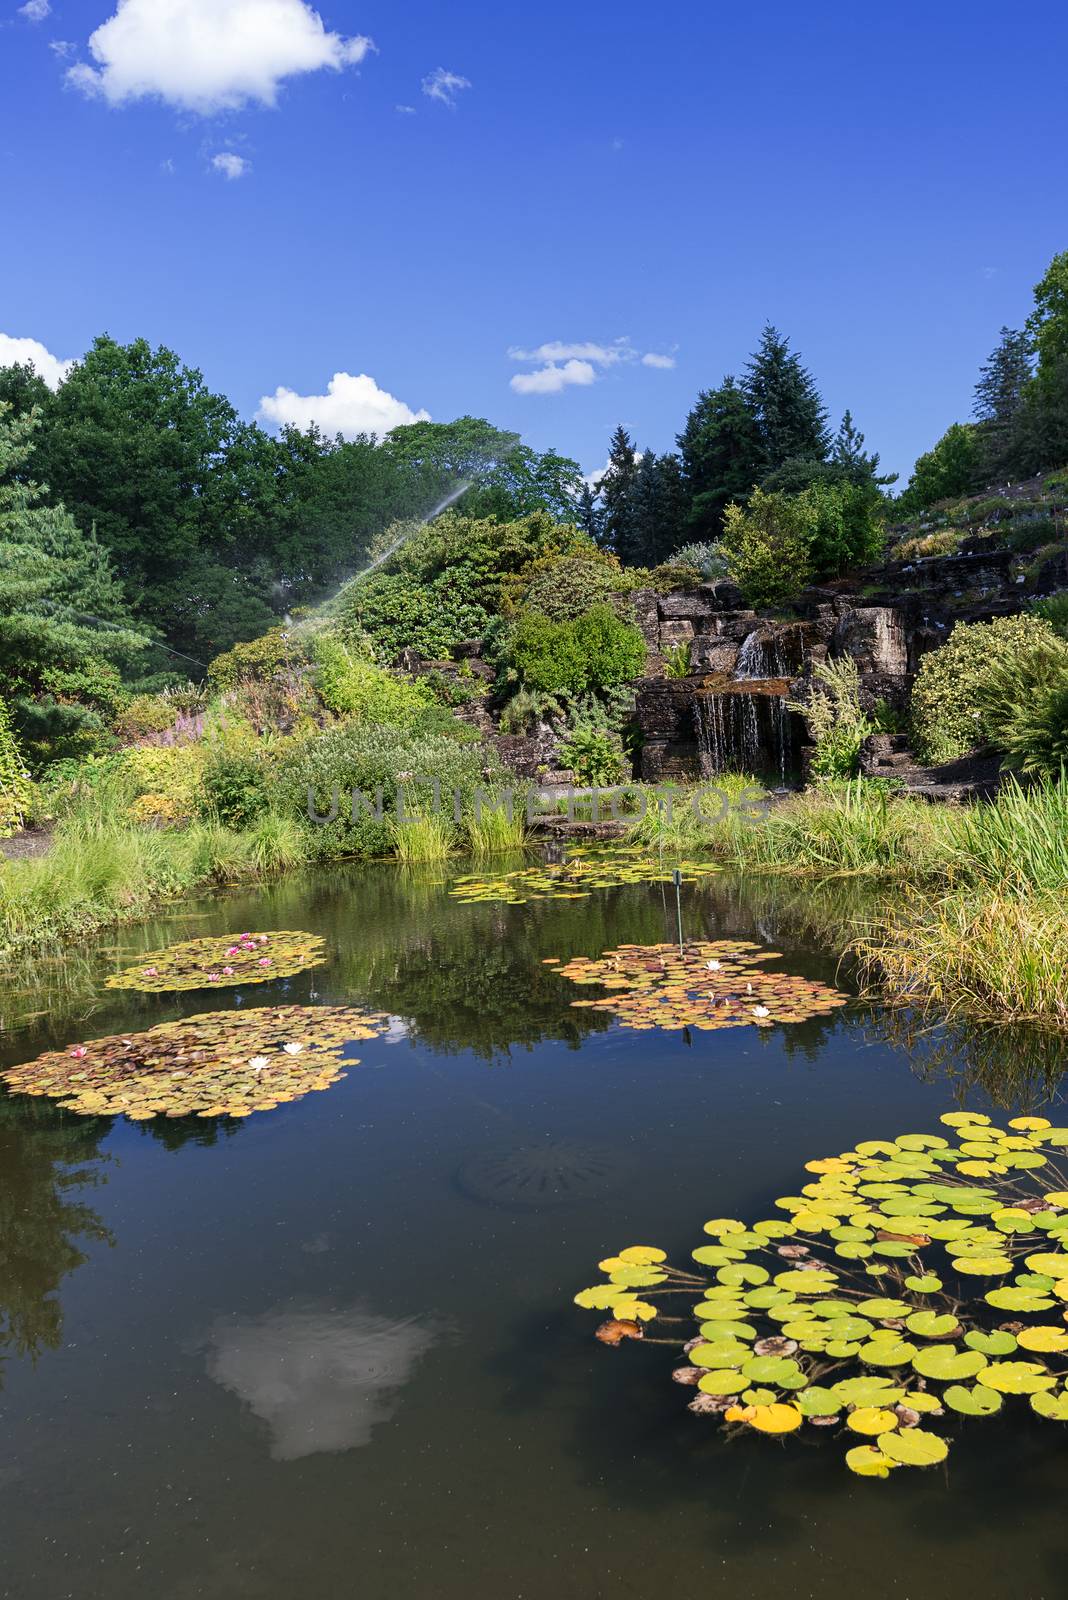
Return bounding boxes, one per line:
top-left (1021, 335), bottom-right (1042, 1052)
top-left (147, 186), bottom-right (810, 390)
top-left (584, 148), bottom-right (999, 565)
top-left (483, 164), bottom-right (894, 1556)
top-left (599, 424), bottom-right (639, 557)
top-left (627, 452), bottom-right (690, 566)
top-left (830, 410), bottom-right (894, 489)
top-left (743, 325), bottom-right (831, 472)
top-left (575, 481), bottom-right (603, 544)
top-left (677, 377), bottom-right (764, 541)
top-left (0, 405), bottom-right (148, 756)
top-left (973, 328), bottom-right (1034, 480)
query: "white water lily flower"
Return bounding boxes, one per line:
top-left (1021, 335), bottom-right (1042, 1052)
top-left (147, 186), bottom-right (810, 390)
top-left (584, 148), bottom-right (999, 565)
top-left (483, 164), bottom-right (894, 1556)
top-left (752, 1005), bottom-right (771, 1018)
top-left (705, 959), bottom-right (722, 971)
top-left (282, 1042), bottom-right (304, 1055)
top-left (249, 1055), bottom-right (270, 1072)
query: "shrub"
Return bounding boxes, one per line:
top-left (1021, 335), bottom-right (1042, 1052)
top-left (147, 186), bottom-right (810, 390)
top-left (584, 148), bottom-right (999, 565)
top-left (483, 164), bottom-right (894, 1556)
top-left (126, 792), bottom-right (183, 828)
top-left (199, 728), bottom-right (274, 829)
top-left (506, 604), bottom-right (645, 696)
top-left (311, 634), bottom-right (437, 725)
top-left (277, 719), bottom-right (493, 860)
top-left (516, 551), bottom-right (628, 622)
top-left (122, 743), bottom-right (207, 822)
top-left (113, 694), bottom-right (179, 743)
top-left (666, 542), bottom-right (729, 580)
top-left (789, 658), bottom-right (873, 779)
top-left (497, 687), bottom-right (564, 735)
top-left (558, 725), bottom-right (628, 786)
top-left (207, 629), bottom-right (304, 691)
top-left (721, 491), bottom-right (814, 607)
top-left (1032, 591), bottom-right (1068, 638)
top-left (338, 572), bottom-right (489, 663)
top-left (896, 527), bottom-right (966, 561)
top-left (910, 614), bottom-right (1060, 764)
top-left (0, 698), bottom-right (32, 837)
top-left (977, 639), bottom-right (1068, 777)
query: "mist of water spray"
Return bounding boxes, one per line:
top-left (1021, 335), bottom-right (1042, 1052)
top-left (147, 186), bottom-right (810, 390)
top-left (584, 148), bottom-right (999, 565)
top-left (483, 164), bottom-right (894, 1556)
top-left (298, 476), bottom-right (473, 637)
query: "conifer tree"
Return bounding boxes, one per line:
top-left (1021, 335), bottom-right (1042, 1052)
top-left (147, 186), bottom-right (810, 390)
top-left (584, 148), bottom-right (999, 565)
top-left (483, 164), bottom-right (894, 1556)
top-left (743, 325), bottom-right (830, 472)
top-left (973, 328), bottom-right (1034, 480)
top-left (627, 452), bottom-right (689, 566)
top-left (575, 481), bottom-right (603, 544)
top-left (599, 424), bottom-right (639, 556)
top-left (677, 377), bottom-right (764, 541)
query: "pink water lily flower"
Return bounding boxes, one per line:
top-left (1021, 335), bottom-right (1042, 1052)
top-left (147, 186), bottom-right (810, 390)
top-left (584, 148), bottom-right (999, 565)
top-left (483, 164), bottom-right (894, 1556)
top-left (259, 957), bottom-right (272, 967)
top-left (144, 967), bottom-right (158, 977)
top-left (226, 947), bottom-right (239, 957)
top-left (258, 935), bottom-right (269, 945)
top-left (207, 972), bottom-right (221, 982)
top-left (69, 1046), bottom-right (88, 1059)
top-left (222, 966), bottom-right (235, 977)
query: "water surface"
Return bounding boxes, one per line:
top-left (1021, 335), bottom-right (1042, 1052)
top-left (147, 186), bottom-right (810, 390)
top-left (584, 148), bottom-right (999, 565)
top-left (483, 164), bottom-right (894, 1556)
top-left (1, 860), bottom-right (1065, 1600)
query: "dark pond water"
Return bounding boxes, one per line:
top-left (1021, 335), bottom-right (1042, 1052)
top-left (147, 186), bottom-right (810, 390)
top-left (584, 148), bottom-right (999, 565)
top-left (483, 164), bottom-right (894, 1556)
top-left (1, 857), bottom-right (1067, 1600)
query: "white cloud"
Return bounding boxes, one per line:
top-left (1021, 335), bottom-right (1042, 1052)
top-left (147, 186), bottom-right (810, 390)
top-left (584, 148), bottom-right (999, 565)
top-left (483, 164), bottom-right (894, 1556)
top-left (509, 336), bottom-right (674, 395)
top-left (509, 339), bottom-right (633, 368)
top-left (395, 103), bottom-right (416, 114)
top-left (65, 0), bottom-right (375, 115)
top-left (510, 359), bottom-right (597, 396)
top-left (50, 38), bottom-right (74, 56)
top-left (0, 333), bottom-right (74, 390)
top-left (258, 371), bottom-right (430, 439)
top-left (421, 67), bottom-right (470, 107)
top-left (19, 0), bottom-right (51, 21)
top-left (212, 151), bottom-right (250, 180)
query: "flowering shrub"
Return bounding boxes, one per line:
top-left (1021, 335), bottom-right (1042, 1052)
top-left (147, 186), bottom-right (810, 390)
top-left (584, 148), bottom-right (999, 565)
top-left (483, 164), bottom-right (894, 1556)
top-left (910, 615), bottom-right (1060, 764)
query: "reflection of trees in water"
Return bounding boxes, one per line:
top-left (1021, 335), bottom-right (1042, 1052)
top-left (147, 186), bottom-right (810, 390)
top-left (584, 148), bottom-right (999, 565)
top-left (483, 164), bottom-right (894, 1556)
top-left (326, 874), bottom-right (681, 1059)
top-left (0, 1099), bottom-right (112, 1382)
top-left (876, 1008), bottom-right (1068, 1111)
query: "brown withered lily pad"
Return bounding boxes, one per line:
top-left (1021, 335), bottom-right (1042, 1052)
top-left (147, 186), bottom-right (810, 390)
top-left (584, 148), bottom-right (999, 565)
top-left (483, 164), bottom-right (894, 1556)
top-left (1, 1004), bottom-right (390, 1121)
top-left (106, 930), bottom-right (328, 993)
top-left (554, 940), bottom-right (848, 1033)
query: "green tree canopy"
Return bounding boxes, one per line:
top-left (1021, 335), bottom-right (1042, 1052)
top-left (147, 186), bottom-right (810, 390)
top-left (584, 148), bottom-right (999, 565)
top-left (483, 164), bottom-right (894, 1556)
top-left (677, 377), bottom-right (764, 541)
top-left (744, 325), bottom-right (831, 472)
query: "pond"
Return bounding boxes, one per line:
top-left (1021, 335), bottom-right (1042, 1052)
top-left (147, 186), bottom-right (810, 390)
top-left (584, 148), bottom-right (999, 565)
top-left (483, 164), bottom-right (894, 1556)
top-left (0, 856), bottom-right (1066, 1600)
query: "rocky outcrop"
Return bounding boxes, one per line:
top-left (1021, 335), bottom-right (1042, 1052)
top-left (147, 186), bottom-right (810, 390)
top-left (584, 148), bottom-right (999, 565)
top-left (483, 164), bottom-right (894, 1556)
top-left (859, 734), bottom-right (1005, 802)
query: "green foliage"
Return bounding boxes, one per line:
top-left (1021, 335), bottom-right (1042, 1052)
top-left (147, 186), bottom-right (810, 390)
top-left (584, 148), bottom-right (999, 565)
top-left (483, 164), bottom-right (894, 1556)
top-left (744, 324), bottom-right (831, 470)
top-left (113, 694), bottom-right (178, 743)
top-left (340, 571), bottom-right (489, 663)
top-left (666, 542), bottom-right (729, 581)
top-left (276, 719), bottom-right (491, 861)
top-left (311, 633), bottom-right (435, 726)
top-left (206, 628), bottom-right (304, 691)
top-left (505, 604), bottom-right (646, 696)
top-left (1032, 591), bottom-right (1068, 638)
top-left (0, 405), bottom-right (149, 768)
top-left (721, 481), bottom-right (884, 608)
top-left (677, 377), bottom-right (764, 541)
top-left (789, 658), bottom-right (874, 779)
top-left (199, 726), bottom-right (274, 829)
top-left (663, 641), bottom-right (693, 679)
top-left (910, 614), bottom-right (1059, 764)
top-left (721, 491), bottom-right (815, 607)
top-left (558, 725), bottom-right (628, 786)
top-left (977, 639), bottom-right (1068, 778)
top-left (0, 698), bottom-right (32, 837)
top-left (899, 423), bottom-right (981, 513)
top-left (517, 551), bottom-right (628, 621)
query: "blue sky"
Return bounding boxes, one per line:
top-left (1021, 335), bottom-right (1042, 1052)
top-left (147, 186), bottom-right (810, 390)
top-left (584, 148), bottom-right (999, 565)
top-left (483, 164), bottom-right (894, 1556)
top-left (1, 0), bottom-right (1066, 483)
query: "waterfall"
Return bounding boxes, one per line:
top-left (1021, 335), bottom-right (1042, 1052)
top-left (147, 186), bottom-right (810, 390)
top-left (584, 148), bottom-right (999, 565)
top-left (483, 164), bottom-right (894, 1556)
top-left (694, 689), bottom-right (794, 785)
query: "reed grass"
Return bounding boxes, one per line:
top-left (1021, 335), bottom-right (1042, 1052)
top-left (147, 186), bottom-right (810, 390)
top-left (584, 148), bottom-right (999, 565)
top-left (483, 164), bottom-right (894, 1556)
top-left (387, 812), bottom-right (454, 864)
top-left (465, 801), bottom-right (529, 856)
top-left (855, 888), bottom-right (1068, 1029)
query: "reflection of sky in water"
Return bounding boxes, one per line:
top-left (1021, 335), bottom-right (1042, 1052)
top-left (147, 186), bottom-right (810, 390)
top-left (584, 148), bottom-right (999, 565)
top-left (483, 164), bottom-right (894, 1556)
top-left (206, 1303), bottom-right (437, 1460)
top-left (382, 1016), bottom-right (411, 1045)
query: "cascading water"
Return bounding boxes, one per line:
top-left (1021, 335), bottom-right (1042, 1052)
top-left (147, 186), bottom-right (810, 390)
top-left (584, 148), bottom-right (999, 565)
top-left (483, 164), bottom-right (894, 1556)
top-left (693, 622), bottom-right (809, 784)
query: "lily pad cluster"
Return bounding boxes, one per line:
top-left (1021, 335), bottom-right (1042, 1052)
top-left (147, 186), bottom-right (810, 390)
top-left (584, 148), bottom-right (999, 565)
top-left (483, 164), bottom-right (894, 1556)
top-left (449, 851), bottom-right (718, 905)
top-left (105, 931), bottom-right (328, 993)
top-left (573, 1111), bottom-right (1068, 1478)
top-left (552, 940), bottom-right (848, 1031)
top-left (1, 1005), bottom-right (390, 1121)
